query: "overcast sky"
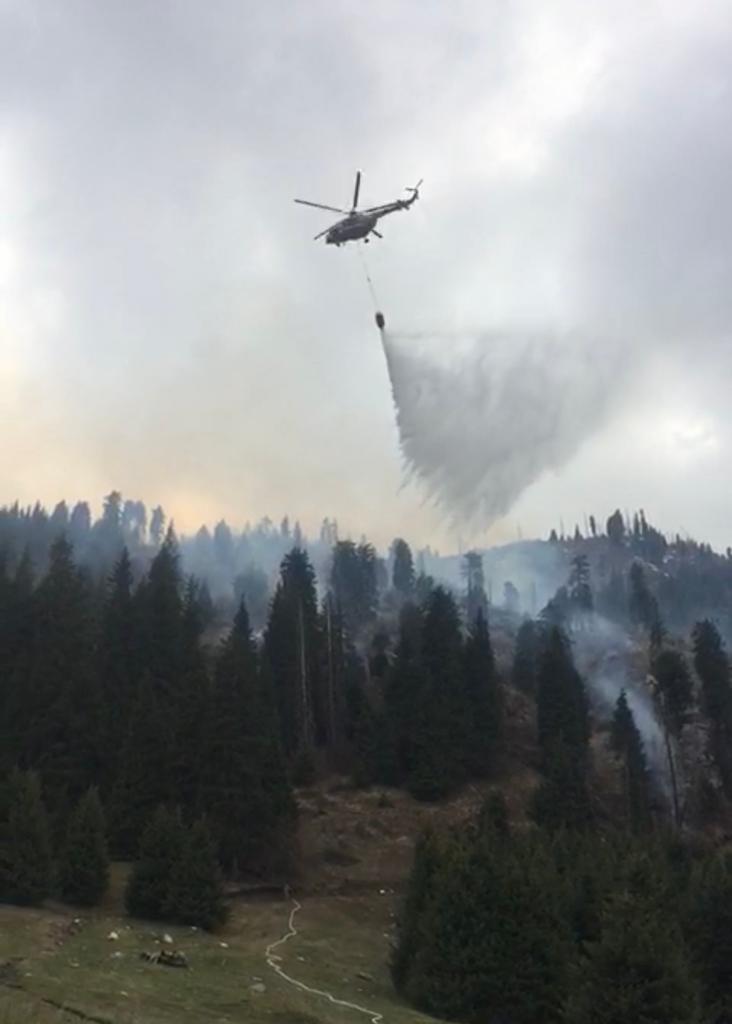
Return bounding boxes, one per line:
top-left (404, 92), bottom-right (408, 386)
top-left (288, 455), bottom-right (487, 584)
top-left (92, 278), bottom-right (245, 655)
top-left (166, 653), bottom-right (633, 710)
top-left (2, 0), bottom-right (731, 551)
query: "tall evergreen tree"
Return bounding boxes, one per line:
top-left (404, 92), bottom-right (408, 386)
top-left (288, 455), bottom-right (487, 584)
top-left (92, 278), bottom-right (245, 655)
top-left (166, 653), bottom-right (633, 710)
top-left (136, 528), bottom-right (184, 692)
top-left (611, 691), bottom-right (651, 833)
top-left (568, 554), bottom-right (593, 617)
top-left (462, 608), bottom-right (502, 776)
top-left (165, 818), bottom-right (228, 930)
top-left (329, 540), bottom-right (378, 637)
top-left (206, 600), bottom-right (295, 876)
top-left (566, 893), bottom-right (698, 1023)
top-left (408, 588), bottom-right (467, 800)
top-left (628, 561), bottom-right (659, 631)
top-left (384, 602), bottom-right (423, 783)
top-left (0, 770), bottom-right (52, 906)
top-left (536, 628), bottom-right (590, 764)
top-left (125, 805), bottom-right (185, 920)
top-left (693, 620), bottom-right (732, 798)
top-left (405, 832), bottom-right (571, 1024)
top-left (265, 548), bottom-right (323, 755)
top-left (462, 551), bottom-right (487, 624)
top-left (651, 649), bottom-right (694, 736)
top-left (534, 629), bottom-right (591, 830)
top-left (512, 619), bottom-right (539, 694)
top-left (687, 854), bottom-right (732, 1019)
top-left (97, 547), bottom-right (137, 791)
top-left (21, 537), bottom-right (99, 811)
top-left (391, 538), bottom-right (415, 600)
top-left (58, 788), bottom-right (109, 906)
top-left (110, 676), bottom-right (174, 857)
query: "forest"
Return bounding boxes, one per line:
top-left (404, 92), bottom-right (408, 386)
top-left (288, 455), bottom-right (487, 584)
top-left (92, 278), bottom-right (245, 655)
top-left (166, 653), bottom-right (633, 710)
top-left (2, 494), bottom-right (732, 1022)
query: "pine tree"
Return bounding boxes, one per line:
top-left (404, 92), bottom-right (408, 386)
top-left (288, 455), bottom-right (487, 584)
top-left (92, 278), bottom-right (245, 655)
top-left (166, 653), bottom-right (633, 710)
top-left (21, 537), bottom-right (99, 811)
top-left (651, 649), bottom-right (694, 736)
top-left (265, 548), bottom-right (323, 755)
top-left (611, 691), bottom-right (651, 833)
top-left (110, 677), bottom-right (174, 857)
top-left (329, 540), bottom-right (378, 637)
top-left (391, 538), bottom-right (415, 600)
top-left (0, 770), bottom-right (52, 906)
top-left (687, 854), bottom-right (732, 1019)
top-left (532, 740), bottom-right (592, 832)
top-left (125, 805), bottom-right (185, 920)
top-left (462, 608), bottom-right (502, 776)
top-left (536, 627), bottom-right (590, 764)
top-left (165, 818), bottom-right (228, 930)
top-left (512, 619), bottom-right (539, 694)
top-left (461, 551), bottom-right (487, 624)
top-left (693, 620), bottom-right (732, 797)
top-left (566, 893), bottom-right (699, 1023)
top-left (606, 509), bottom-right (625, 545)
top-left (568, 554), bottom-right (593, 617)
top-left (384, 602), bottom-right (423, 783)
top-left (206, 600), bottom-right (295, 876)
top-left (408, 588), bottom-right (467, 800)
top-left (406, 831), bottom-right (571, 1024)
top-left (628, 561), bottom-right (659, 631)
top-left (391, 827), bottom-right (441, 990)
top-left (136, 528), bottom-right (184, 691)
top-left (58, 788), bottom-right (109, 906)
top-left (97, 547), bottom-right (137, 792)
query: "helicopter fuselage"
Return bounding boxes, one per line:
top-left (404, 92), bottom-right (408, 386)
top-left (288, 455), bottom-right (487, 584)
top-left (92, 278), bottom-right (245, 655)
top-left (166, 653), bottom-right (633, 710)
top-left (326, 212), bottom-right (378, 245)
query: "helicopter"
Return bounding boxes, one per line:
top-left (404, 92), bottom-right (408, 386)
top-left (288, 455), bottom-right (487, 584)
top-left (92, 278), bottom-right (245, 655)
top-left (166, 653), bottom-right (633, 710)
top-left (294, 170), bottom-right (422, 246)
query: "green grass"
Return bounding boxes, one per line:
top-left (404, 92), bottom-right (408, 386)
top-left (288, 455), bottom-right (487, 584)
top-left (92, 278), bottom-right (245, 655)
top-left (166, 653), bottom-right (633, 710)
top-left (0, 892), bottom-right (437, 1024)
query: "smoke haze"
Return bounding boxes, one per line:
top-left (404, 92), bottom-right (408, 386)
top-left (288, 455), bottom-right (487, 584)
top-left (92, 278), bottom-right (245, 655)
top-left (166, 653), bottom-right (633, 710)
top-left (2, 1), bottom-right (732, 548)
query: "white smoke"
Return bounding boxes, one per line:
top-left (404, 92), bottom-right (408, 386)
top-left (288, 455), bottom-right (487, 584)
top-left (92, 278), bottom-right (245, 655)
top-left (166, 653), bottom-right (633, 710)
top-left (381, 328), bottom-right (626, 528)
top-left (574, 616), bottom-right (672, 801)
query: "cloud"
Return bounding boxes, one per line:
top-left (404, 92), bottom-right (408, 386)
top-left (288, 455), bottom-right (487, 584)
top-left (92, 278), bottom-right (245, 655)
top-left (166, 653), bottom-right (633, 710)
top-left (1, 1), bottom-right (731, 546)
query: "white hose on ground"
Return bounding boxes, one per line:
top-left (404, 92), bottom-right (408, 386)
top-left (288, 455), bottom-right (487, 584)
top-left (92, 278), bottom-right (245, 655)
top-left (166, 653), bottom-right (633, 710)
top-left (265, 899), bottom-right (384, 1024)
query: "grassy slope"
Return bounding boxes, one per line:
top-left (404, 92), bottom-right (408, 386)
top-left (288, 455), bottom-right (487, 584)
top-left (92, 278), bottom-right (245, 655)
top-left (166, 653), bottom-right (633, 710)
top-left (0, 887), bottom-right (436, 1024)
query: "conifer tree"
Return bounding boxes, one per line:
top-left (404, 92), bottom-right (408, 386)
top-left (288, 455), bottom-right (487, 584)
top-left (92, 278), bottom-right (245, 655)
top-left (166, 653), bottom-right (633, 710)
top-left (265, 548), bottom-right (323, 755)
top-left (652, 649), bottom-right (694, 736)
top-left (568, 554), bottom-right (593, 616)
top-left (97, 547), bottom-right (136, 791)
top-left (611, 691), bottom-right (651, 833)
top-left (532, 740), bottom-right (592, 832)
top-left (22, 537), bottom-right (99, 810)
top-left (628, 561), bottom-right (659, 631)
top-left (391, 827), bottom-right (441, 990)
top-left (408, 588), bottom-right (467, 800)
top-left (136, 528), bottom-right (184, 691)
top-left (384, 602), bottom-right (423, 781)
top-left (165, 818), bottom-right (228, 930)
top-left (125, 805), bottom-right (185, 920)
top-left (512, 619), bottom-right (539, 694)
top-left (687, 854), bottom-right (732, 1019)
top-left (172, 578), bottom-right (210, 816)
top-left (536, 627), bottom-right (590, 765)
top-left (111, 677), bottom-right (174, 857)
top-left (0, 770), bottom-right (52, 906)
top-left (329, 540), bottom-right (378, 637)
top-left (693, 619), bottom-right (732, 797)
top-left (462, 551), bottom-right (487, 624)
top-left (406, 831), bottom-right (571, 1024)
top-left (58, 788), bottom-right (109, 906)
top-left (566, 893), bottom-right (698, 1023)
top-left (462, 608), bottom-right (502, 776)
top-left (391, 538), bottom-right (415, 600)
top-left (206, 600), bottom-right (295, 876)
